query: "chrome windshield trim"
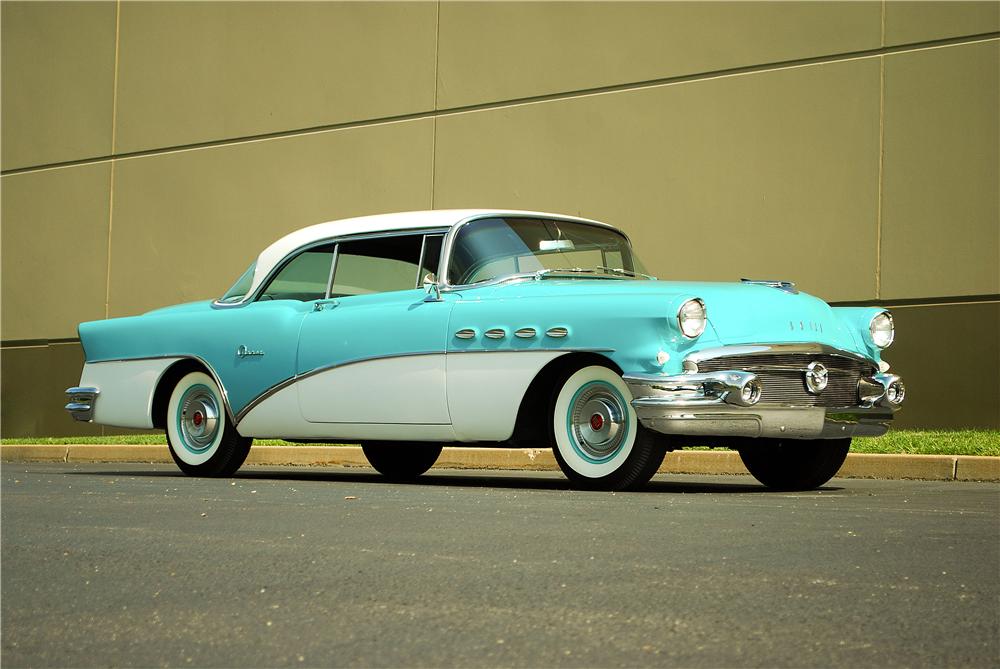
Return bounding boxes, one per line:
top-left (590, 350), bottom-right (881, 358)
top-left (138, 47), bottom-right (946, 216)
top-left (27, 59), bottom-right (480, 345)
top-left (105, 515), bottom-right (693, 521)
top-left (438, 213), bottom-right (632, 292)
top-left (684, 343), bottom-right (875, 369)
top-left (211, 226), bottom-right (452, 309)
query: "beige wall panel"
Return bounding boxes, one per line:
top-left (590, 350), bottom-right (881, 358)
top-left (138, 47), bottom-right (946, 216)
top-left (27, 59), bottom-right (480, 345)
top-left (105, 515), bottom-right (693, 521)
top-left (884, 1), bottom-right (1000, 46)
top-left (437, 1), bottom-right (880, 108)
top-left (1, 1), bottom-right (116, 170)
top-left (880, 41), bottom-right (999, 300)
top-left (435, 60), bottom-right (881, 302)
top-left (889, 302), bottom-right (999, 430)
top-left (1, 164), bottom-right (111, 341)
top-left (0, 344), bottom-right (103, 438)
top-left (107, 120), bottom-right (433, 318)
top-left (115, 1), bottom-right (437, 154)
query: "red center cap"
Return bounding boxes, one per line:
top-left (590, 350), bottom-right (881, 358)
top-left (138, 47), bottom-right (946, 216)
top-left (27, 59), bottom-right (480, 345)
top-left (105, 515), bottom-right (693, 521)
top-left (589, 413), bottom-right (605, 431)
top-left (192, 411), bottom-right (203, 427)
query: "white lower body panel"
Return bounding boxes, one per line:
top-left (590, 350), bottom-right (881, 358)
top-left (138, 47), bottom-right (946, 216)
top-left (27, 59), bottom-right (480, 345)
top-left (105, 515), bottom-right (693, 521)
top-left (237, 381), bottom-right (456, 441)
top-left (239, 350), bottom-right (567, 442)
top-left (447, 350), bottom-right (566, 441)
top-left (79, 358), bottom-right (181, 428)
top-left (297, 355), bottom-right (449, 424)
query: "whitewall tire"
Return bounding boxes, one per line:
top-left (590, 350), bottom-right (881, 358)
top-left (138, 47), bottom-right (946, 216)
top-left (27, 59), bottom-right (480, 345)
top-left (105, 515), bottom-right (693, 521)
top-left (550, 365), bottom-right (667, 490)
top-left (166, 371), bottom-right (251, 477)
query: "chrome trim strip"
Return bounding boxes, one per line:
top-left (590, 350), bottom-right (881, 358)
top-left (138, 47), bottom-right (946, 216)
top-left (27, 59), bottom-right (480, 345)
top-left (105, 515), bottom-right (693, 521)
top-left (233, 347), bottom-right (615, 424)
top-left (415, 234), bottom-right (428, 289)
top-left (684, 343), bottom-right (874, 369)
top-left (324, 243), bottom-right (340, 299)
top-left (514, 327), bottom-right (537, 339)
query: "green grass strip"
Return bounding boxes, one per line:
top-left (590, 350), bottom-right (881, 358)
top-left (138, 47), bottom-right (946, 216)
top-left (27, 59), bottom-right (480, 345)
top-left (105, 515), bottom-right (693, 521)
top-left (2, 430), bottom-right (998, 456)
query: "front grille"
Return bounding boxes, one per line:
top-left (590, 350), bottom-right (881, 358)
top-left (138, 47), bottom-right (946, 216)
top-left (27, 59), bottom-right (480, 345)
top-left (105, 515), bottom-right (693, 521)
top-left (695, 353), bottom-right (874, 408)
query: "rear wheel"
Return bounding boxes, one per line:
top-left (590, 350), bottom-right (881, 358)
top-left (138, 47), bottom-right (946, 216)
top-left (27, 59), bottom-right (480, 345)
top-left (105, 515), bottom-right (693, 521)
top-left (550, 365), bottom-right (667, 491)
top-left (361, 442), bottom-right (442, 481)
top-left (738, 438), bottom-right (850, 490)
top-left (166, 371), bottom-right (251, 477)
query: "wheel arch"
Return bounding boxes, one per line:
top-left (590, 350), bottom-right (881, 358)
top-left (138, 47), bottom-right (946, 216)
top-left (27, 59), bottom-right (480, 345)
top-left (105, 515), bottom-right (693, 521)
top-left (151, 357), bottom-right (234, 429)
top-left (509, 351), bottom-right (623, 446)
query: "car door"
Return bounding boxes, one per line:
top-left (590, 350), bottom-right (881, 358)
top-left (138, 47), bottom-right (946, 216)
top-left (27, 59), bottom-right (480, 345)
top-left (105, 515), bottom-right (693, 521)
top-left (295, 232), bottom-right (454, 425)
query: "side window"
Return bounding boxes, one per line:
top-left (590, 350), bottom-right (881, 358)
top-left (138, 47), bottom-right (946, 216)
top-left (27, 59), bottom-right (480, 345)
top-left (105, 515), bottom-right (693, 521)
top-left (331, 235), bottom-right (424, 298)
top-left (259, 244), bottom-right (336, 301)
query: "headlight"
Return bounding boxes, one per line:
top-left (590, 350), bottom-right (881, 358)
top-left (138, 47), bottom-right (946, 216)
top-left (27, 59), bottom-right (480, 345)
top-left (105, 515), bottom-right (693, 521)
top-left (869, 311), bottom-right (894, 349)
top-left (677, 298), bottom-right (706, 339)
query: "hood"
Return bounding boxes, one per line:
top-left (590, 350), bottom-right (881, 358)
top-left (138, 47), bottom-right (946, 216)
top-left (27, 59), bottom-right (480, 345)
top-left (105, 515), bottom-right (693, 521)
top-left (476, 278), bottom-right (864, 354)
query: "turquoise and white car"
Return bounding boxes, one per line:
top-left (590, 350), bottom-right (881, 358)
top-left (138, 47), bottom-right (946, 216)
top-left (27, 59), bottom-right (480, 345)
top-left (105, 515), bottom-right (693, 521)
top-left (66, 209), bottom-right (905, 490)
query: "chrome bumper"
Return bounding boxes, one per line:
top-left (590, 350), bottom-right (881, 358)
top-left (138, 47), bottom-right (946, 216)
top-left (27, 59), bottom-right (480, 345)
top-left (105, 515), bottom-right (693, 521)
top-left (624, 371), bottom-right (901, 440)
top-left (65, 387), bottom-right (99, 422)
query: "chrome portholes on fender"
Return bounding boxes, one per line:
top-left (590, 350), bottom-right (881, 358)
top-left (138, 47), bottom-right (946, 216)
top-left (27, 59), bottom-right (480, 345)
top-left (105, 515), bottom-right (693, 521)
top-left (550, 366), bottom-right (667, 491)
top-left (166, 371), bottom-right (251, 477)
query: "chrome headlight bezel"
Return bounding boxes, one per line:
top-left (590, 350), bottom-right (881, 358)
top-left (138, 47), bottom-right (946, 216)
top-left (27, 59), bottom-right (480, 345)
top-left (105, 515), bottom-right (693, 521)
top-left (869, 310), bottom-right (895, 349)
top-left (677, 298), bottom-right (707, 339)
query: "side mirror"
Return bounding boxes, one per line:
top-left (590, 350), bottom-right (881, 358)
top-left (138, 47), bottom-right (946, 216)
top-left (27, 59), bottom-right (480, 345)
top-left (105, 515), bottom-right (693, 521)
top-left (423, 274), bottom-right (442, 302)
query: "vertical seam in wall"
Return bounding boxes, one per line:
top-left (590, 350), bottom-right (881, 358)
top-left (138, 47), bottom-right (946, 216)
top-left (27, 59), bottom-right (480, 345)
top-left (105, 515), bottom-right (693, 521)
top-left (104, 0), bottom-right (122, 322)
top-left (875, 1), bottom-right (886, 300)
top-left (429, 0), bottom-right (441, 210)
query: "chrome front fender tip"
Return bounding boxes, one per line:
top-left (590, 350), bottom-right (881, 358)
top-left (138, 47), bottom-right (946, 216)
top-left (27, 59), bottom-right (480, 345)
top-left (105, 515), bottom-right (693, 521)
top-left (65, 387), bottom-right (99, 422)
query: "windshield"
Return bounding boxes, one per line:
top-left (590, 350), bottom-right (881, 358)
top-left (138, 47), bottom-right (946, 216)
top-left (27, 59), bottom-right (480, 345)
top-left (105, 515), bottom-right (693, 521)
top-left (217, 262), bottom-right (256, 303)
top-left (447, 217), bottom-right (647, 286)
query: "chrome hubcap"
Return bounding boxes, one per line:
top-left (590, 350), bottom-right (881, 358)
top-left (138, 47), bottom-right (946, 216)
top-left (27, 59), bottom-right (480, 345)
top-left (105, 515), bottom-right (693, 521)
top-left (181, 389), bottom-right (219, 449)
top-left (571, 386), bottom-right (626, 460)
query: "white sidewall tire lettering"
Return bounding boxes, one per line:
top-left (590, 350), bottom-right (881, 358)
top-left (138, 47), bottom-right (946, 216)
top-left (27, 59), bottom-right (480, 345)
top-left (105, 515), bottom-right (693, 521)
top-left (553, 366), bottom-right (638, 479)
top-left (166, 372), bottom-right (226, 467)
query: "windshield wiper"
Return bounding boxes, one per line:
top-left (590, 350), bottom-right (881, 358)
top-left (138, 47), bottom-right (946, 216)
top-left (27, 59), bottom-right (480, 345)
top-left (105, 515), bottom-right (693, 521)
top-left (533, 268), bottom-right (599, 280)
top-left (596, 266), bottom-right (657, 280)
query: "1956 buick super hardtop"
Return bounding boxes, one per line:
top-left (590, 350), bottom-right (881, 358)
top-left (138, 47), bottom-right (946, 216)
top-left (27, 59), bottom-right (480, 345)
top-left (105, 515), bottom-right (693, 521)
top-left (66, 209), bottom-right (905, 490)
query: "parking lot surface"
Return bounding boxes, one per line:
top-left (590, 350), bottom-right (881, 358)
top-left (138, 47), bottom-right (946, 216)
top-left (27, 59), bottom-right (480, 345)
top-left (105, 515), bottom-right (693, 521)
top-left (2, 463), bottom-right (998, 668)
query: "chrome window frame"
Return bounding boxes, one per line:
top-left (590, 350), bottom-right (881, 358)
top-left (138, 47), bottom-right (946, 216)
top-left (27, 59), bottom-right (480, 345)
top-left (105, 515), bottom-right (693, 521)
top-left (211, 227), bottom-right (452, 309)
top-left (437, 213), bottom-right (637, 292)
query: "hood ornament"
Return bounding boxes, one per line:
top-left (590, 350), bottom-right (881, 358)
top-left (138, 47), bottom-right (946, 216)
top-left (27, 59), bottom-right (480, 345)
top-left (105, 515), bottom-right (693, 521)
top-left (740, 278), bottom-right (798, 294)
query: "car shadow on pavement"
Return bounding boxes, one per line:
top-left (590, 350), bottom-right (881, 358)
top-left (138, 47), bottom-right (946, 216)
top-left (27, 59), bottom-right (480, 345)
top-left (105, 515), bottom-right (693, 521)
top-left (64, 468), bottom-right (840, 494)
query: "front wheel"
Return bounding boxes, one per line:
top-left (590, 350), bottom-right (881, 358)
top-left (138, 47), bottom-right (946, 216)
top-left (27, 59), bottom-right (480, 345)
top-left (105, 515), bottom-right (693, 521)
top-left (550, 365), bottom-right (667, 491)
top-left (361, 442), bottom-right (442, 481)
top-left (738, 438), bottom-right (851, 490)
top-left (166, 371), bottom-right (252, 477)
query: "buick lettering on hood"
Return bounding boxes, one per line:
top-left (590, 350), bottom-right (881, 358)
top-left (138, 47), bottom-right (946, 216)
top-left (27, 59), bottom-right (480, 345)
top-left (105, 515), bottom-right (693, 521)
top-left (66, 210), bottom-right (904, 490)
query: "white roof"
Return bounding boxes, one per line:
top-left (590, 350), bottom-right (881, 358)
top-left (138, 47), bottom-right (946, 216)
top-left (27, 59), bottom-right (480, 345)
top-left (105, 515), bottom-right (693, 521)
top-left (247, 209), bottom-right (607, 296)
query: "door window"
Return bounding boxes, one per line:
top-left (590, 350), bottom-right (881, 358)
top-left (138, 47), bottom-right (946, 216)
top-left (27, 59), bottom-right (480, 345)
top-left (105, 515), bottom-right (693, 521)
top-left (259, 244), bottom-right (336, 301)
top-left (331, 235), bottom-right (424, 298)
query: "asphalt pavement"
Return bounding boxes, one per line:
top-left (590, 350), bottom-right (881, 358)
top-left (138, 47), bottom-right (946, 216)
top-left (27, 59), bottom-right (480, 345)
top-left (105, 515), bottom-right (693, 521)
top-left (2, 463), bottom-right (998, 668)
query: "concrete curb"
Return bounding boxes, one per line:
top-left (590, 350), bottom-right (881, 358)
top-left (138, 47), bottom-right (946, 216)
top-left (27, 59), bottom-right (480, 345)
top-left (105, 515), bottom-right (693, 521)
top-left (2, 444), bottom-right (998, 482)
